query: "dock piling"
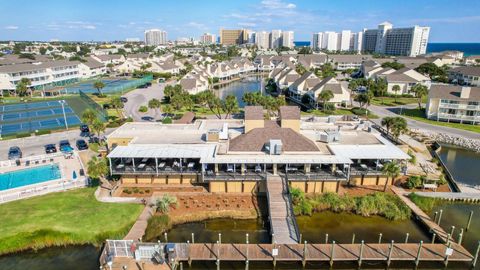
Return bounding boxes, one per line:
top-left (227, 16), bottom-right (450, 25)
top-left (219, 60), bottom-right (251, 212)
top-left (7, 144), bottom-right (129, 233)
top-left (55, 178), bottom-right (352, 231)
top-left (466, 210), bottom-right (473, 231)
top-left (302, 241), bottom-right (308, 268)
top-left (378, 233), bottom-right (383, 244)
top-left (444, 242), bottom-right (452, 266)
top-left (405, 233), bottom-right (409, 243)
top-left (352, 234), bottom-right (355, 244)
top-left (299, 233), bottom-right (302, 244)
top-left (180, 262), bottom-right (183, 270)
top-left (358, 240), bottom-right (364, 267)
top-left (272, 241), bottom-right (277, 267)
top-left (472, 241), bottom-right (480, 268)
top-left (246, 233), bottom-right (249, 263)
top-left (449, 226), bottom-right (455, 237)
top-left (164, 232), bottom-right (168, 243)
top-left (325, 233), bottom-right (329, 244)
top-left (330, 241), bottom-right (335, 267)
top-left (447, 233), bottom-right (451, 245)
top-left (433, 211), bottom-right (438, 223)
top-left (438, 209), bottom-right (443, 225)
top-left (387, 240), bottom-right (394, 267)
top-left (431, 233), bottom-right (436, 244)
top-left (415, 241), bottom-right (423, 266)
top-left (191, 233), bottom-right (195, 244)
top-left (458, 228), bottom-right (464, 245)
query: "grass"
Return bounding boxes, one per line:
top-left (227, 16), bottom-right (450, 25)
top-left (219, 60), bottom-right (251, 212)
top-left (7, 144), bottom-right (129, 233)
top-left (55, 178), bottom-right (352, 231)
top-left (291, 190), bottom-right (411, 221)
top-left (302, 108), bottom-right (353, 116)
top-left (371, 96), bottom-right (427, 107)
top-left (408, 193), bottom-right (443, 212)
top-left (401, 108), bottom-right (480, 134)
top-left (0, 188), bottom-right (143, 255)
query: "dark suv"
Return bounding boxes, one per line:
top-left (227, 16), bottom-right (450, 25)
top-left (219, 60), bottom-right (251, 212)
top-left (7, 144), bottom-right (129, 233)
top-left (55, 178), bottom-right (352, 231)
top-left (8, 146), bottom-right (22, 160)
top-left (76, 139), bottom-right (88, 150)
top-left (45, 144), bottom-right (57, 154)
top-left (80, 124), bottom-right (90, 133)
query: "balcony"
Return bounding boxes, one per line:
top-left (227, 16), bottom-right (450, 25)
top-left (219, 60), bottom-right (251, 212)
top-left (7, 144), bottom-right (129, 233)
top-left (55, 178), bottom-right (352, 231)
top-left (439, 103), bottom-right (480, 110)
top-left (350, 163), bottom-right (385, 176)
top-left (437, 113), bottom-right (480, 121)
top-left (110, 157), bottom-right (200, 176)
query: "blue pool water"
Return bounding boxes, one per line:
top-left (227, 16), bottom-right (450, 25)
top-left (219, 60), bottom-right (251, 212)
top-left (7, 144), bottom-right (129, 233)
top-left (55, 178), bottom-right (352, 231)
top-left (0, 164), bottom-right (62, 191)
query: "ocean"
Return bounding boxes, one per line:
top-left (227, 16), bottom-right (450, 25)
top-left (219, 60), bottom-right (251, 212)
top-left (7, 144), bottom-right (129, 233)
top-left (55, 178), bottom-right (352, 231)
top-left (426, 43), bottom-right (480, 56)
top-left (293, 41), bottom-right (480, 57)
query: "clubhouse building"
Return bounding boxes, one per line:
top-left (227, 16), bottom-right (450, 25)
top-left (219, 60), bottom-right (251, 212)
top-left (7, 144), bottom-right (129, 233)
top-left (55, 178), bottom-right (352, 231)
top-left (107, 106), bottom-right (409, 193)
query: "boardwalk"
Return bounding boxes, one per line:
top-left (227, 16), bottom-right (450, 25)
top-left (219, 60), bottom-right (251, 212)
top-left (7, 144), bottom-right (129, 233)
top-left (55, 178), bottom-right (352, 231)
top-left (413, 192), bottom-right (480, 201)
top-left (124, 206), bottom-right (153, 241)
top-left (266, 175), bottom-right (299, 244)
top-left (175, 242), bottom-right (473, 264)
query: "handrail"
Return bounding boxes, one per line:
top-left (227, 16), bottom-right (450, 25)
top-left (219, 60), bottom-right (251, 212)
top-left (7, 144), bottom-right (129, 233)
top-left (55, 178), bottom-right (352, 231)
top-left (282, 173), bottom-right (301, 243)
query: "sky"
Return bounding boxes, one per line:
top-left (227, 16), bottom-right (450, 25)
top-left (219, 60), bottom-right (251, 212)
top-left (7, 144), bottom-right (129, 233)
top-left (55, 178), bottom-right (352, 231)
top-left (1, 0), bottom-right (480, 42)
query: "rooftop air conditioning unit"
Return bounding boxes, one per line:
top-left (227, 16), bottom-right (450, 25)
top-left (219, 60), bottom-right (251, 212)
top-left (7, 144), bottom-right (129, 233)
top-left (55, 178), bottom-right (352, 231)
top-left (207, 129), bottom-right (220, 142)
top-left (269, 139), bottom-right (283, 155)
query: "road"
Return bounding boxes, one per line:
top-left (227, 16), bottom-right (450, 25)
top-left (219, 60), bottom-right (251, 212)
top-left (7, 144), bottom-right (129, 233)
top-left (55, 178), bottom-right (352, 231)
top-left (122, 82), bottom-right (166, 121)
top-left (367, 104), bottom-right (480, 140)
top-left (0, 128), bottom-right (114, 160)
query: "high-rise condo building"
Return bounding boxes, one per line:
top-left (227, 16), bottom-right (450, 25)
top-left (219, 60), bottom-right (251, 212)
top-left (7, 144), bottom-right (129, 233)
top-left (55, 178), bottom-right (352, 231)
top-left (322, 31), bottom-right (338, 51)
top-left (219, 28), bottom-right (248, 45)
top-left (255, 31), bottom-right (270, 49)
top-left (282, 31), bottom-right (294, 48)
top-left (270, 30), bottom-right (283, 49)
top-left (312, 32), bottom-right (323, 50)
top-left (363, 22), bottom-right (430, 56)
top-left (144, 29), bottom-right (167, 46)
top-left (200, 33), bottom-right (216, 44)
top-left (339, 30), bottom-right (351, 51)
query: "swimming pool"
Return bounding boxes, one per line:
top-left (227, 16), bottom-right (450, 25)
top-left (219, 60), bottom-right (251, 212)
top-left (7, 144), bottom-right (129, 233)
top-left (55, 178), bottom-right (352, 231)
top-left (0, 164), bottom-right (62, 191)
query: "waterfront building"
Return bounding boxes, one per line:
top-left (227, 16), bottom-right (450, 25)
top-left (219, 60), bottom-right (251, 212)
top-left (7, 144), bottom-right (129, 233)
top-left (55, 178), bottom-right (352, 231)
top-left (219, 28), bottom-right (248, 45)
top-left (312, 32), bottom-right (323, 50)
top-left (255, 31), bottom-right (270, 50)
top-left (351, 32), bottom-right (363, 52)
top-left (448, 66), bottom-right (480, 87)
top-left (322, 31), bottom-right (339, 51)
top-left (144, 29), bottom-right (167, 46)
top-left (339, 30), bottom-right (351, 51)
top-left (270, 30), bottom-right (283, 49)
top-left (362, 22), bottom-right (430, 57)
top-left (282, 31), bottom-right (294, 48)
top-left (426, 85), bottom-right (480, 124)
top-left (106, 106), bottom-right (409, 193)
top-left (200, 33), bottom-right (216, 44)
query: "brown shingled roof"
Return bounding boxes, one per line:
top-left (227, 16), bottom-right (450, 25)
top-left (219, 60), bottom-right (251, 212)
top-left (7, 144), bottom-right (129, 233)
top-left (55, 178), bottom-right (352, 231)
top-left (229, 124), bottom-right (319, 152)
top-left (175, 112), bottom-right (195, 124)
top-left (279, 106), bottom-right (300, 120)
top-left (244, 106), bottom-right (264, 120)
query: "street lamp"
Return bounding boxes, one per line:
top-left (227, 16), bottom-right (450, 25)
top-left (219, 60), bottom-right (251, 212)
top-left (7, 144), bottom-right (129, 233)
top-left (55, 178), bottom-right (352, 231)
top-left (58, 100), bottom-right (68, 130)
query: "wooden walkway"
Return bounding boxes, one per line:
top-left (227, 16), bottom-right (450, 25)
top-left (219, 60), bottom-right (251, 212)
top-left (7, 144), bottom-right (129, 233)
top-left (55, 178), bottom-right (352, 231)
top-left (266, 175), bottom-right (299, 244)
top-left (124, 206), bottom-right (153, 241)
top-left (174, 242), bottom-right (473, 264)
top-left (413, 192), bottom-right (480, 201)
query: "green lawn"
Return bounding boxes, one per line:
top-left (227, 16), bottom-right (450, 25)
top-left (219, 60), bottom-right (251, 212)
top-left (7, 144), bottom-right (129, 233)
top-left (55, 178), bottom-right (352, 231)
top-left (371, 96), bottom-right (426, 107)
top-left (302, 108), bottom-right (353, 116)
top-left (402, 108), bottom-right (480, 134)
top-left (0, 188), bottom-right (143, 254)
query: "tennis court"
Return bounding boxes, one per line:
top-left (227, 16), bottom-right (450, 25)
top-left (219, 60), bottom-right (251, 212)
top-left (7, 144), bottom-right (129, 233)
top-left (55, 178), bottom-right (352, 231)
top-left (0, 100), bottom-right (82, 136)
top-left (62, 76), bottom-right (153, 94)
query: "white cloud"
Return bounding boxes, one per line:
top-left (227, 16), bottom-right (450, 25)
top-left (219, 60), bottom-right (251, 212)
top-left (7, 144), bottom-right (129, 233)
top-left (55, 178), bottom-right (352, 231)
top-left (261, 0), bottom-right (296, 10)
top-left (238, 22), bottom-right (256, 27)
top-left (187, 21), bottom-right (208, 30)
top-left (4, 25), bottom-right (18, 30)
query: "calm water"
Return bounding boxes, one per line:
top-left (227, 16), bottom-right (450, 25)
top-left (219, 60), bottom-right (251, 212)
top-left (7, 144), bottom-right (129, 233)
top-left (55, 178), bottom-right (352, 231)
top-left (427, 43), bottom-right (480, 56)
top-left (438, 145), bottom-right (480, 187)
top-left (215, 75), bottom-right (264, 107)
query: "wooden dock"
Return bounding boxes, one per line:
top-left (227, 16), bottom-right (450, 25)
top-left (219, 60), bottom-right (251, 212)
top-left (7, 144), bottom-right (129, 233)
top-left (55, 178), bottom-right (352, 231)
top-left (124, 206), bottom-right (153, 241)
top-left (174, 242), bottom-right (473, 265)
top-left (266, 175), bottom-right (299, 244)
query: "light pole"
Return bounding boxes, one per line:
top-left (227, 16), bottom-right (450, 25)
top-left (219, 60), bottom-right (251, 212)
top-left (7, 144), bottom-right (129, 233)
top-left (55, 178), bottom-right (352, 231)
top-left (59, 100), bottom-right (68, 130)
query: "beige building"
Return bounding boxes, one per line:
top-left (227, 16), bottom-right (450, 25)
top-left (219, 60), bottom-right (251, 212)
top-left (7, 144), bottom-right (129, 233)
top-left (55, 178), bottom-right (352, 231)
top-left (426, 84), bottom-right (480, 124)
top-left (219, 29), bottom-right (248, 45)
top-left (106, 106), bottom-right (409, 194)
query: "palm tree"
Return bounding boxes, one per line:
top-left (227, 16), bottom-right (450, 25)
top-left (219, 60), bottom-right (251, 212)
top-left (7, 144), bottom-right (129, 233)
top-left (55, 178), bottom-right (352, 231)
top-left (318, 89), bottom-right (334, 112)
top-left (390, 117), bottom-right (408, 139)
top-left (148, 98), bottom-right (162, 116)
top-left (410, 84), bottom-right (428, 110)
top-left (347, 80), bottom-right (358, 107)
top-left (16, 78), bottom-right (32, 97)
top-left (155, 195), bottom-right (178, 214)
top-left (91, 119), bottom-right (106, 142)
top-left (81, 109), bottom-right (97, 126)
top-left (381, 117), bottom-right (395, 135)
top-left (382, 161), bottom-right (400, 192)
top-left (162, 104), bottom-right (173, 117)
top-left (392, 85), bottom-right (401, 103)
top-left (109, 96), bottom-right (124, 119)
top-left (93, 81), bottom-right (106, 96)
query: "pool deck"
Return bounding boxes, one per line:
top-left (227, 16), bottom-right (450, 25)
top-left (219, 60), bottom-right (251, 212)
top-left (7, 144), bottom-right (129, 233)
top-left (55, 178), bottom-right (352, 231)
top-left (0, 151), bottom-right (87, 203)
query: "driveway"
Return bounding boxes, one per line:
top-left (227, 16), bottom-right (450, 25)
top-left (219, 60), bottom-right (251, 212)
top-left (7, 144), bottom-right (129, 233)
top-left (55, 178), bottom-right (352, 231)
top-left (122, 83), bottom-right (166, 121)
top-left (367, 104), bottom-right (480, 140)
top-left (0, 128), bottom-right (114, 160)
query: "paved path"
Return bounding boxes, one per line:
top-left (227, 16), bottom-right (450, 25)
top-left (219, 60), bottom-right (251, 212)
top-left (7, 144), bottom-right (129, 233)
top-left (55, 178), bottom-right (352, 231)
top-left (124, 206), bottom-right (153, 241)
top-left (123, 83), bottom-right (166, 122)
top-left (368, 104), bottom-right (479, 140)
top-left (266, 176), bottom-right (299, 244)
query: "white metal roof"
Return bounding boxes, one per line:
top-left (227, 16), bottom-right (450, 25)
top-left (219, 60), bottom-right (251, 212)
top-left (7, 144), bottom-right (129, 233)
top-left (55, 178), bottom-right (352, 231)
top-left (328, 144), bottom-right (409, 160)
top-left (107, 144), bottom-right (216, 159)
top-left (202, 154), bottom-right (351, 164)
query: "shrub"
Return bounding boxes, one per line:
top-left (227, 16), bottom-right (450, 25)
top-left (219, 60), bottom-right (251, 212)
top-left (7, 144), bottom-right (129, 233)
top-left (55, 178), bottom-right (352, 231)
top-left (144, 215), bottom-right (171, 241)
top-left (16, 132), bottom-right (31, 138)
top-left (405, 175), bottom-right (422, 189)
top-left (35, 130), bottom-right (51, 136)
top-left (290, 188), bottom-right (305, 204)
top-left (438, 175), bottom-right (447, 186)
top-left (409, 193), bottom-right (441, 212)
top-left (162, 117), bottom-right (172, 124)
top-left (123, 188), bottom-right (132, 194)
top-left (407, 149), bottom-right (417, 165)
top-left (138, 106), bottom-right (148, 113)
top-left (155, 195), bottom-right (178, 214)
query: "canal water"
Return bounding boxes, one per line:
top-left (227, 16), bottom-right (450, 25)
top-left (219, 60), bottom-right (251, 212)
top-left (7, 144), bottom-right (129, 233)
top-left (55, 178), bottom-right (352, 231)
top-left (215, 75), bottom-right (265, 107)
top-left (437, 144), bottom-right (480, 187)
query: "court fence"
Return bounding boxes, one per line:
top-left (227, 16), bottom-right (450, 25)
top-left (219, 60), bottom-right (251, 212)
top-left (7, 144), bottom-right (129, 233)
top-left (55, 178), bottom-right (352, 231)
top-left (79, 90), bottom-right (108, 121)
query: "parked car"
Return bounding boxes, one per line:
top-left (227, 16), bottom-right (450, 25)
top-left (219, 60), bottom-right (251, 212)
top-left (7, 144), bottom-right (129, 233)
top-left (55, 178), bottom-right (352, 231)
top-left (8, 146), bottom-right (22, 160)
top-left (120, 96), bottom-right (128, 103)
top-left (76, 139), bottom-right (88, 150)
top-left (141, 116), bottom-right (155, 122)
top-left (59, 140), bottom-right (72, 152)
top-left (80, 124), bottom-right (90, 133)
top-left (44, 144), bottom-right (57, 154)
